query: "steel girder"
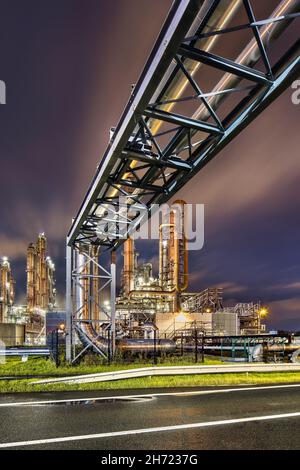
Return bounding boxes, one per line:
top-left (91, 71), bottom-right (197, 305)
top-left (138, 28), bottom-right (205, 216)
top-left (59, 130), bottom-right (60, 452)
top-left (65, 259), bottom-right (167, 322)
top-left (67, 0), bottom-right (300, 250)
top-left (65, 243), bottom-right (116, 361)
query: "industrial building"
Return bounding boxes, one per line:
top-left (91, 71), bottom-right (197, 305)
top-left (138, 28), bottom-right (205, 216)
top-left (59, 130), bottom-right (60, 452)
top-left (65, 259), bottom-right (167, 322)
top-left (115, 203), bottom-right (267, 340)
top-left (1, 0), bottom-right (297, 358)
top-left (116, 213), bottom-right (266, 338)
top-left (0, 257), bottom-right (15, 323)
top-left (8, 0), bottom-right (294, 356)
top-left (65, 198), bottom-right (267, 361)
top-left (26, 233), bottom-right (56, 314)
top-left (0, 233), bottom-right (56, 345)
top-left (63, 0), bottom-right (300, 362)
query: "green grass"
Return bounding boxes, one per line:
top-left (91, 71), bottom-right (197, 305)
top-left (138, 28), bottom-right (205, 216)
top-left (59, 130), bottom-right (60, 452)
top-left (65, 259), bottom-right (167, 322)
top-left (1, 356), bottom-right (299, 394)
top-left (0, 355), bottom-right (221, 378)
top-left (1, 371), bottom-right (300, 394)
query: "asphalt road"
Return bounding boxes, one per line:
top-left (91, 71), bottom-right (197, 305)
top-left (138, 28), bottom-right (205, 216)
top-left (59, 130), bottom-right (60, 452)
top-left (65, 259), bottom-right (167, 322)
top-left (0, 383), bottom-right (300, 450)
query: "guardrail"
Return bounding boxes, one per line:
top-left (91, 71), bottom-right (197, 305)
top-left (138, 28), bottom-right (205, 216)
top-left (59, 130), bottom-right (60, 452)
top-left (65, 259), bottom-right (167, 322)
top-left (34, 363), bottom-right (300, 385)
top-left (0, 348), bottom-right (50, 357)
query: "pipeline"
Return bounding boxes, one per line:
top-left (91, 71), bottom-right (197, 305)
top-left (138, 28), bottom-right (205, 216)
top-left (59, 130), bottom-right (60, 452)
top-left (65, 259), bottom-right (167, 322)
top-left (74, 0), bottom-right (299, 359)
top-left (291, 348), bottom-right (300, 363)
top-left (73, 3), bottom-right (244, 340)
top-left (251, 343), bottom-right (300, 362)
top-left (95, 0), bottom-right (299, 237)
top-left (129, 289), bottom-right (175, 297)
top-left (149, 0), bottom-right (242, 132)
top-left (77, 323), bottom-right (176, 356)
top-left (117, 338), bottom-right (176, 353)
top-left (77, 332), bottom-right (300, 361)
top-left (170, 0), bottom-right (300, 153)
top-left (92, 1), bottom-right (243, 216)
top-left (76, 321), bottom-right (109, 357)
top-left (192, 0), bottom-right (300, 122)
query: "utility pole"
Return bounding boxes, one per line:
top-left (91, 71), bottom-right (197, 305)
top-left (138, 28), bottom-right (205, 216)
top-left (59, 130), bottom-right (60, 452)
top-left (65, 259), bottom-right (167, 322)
top-left (65, 243), bottom-right (72, 362)
top-left (194, 329), bottom-right (198, 363)
top-left (110, 250), bottom-right (116, 358)
top-left (153, 329), bottom-right (157, 365)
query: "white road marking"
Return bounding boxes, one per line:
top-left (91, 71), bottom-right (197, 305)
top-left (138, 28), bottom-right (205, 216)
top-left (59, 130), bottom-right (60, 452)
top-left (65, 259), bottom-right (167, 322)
top-left (0, 411), bottom-right (300, 448)
top-left (0, 383), bottom-right (300, 407)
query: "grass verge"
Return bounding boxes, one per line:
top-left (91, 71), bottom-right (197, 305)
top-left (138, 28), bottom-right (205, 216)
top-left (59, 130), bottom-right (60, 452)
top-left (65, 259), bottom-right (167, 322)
top-left (0, 371), bottom-right (300, 394)
top-left (1, 357), bottom-right (299, 394)
top-left (0, 356), bottom-right (221, 377)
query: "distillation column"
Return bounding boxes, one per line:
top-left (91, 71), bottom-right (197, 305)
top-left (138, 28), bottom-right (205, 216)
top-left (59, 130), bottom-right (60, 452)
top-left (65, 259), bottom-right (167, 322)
top-left (26, 243), bottom-right (36, 314)
top-left (0, 258), bottom-right (15, 323)
top-left (122, 237), bottom-right (136, 296)
top-left (159, 200), bottom-right (188, 311)
top-left (26, 233), bottom-right (56, 314)
top-left (46, 256), bottom-right (56, 309)
top-left (37, 233), bottom-right (47, 309)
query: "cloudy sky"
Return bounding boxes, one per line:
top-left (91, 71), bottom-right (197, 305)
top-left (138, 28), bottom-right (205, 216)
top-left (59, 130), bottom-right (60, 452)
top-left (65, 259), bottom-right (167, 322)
top-left (0, 0), bottom-right (299, 330)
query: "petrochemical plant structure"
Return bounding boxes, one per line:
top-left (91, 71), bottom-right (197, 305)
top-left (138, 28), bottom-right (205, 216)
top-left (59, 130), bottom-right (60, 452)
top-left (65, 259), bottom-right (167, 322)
top-left (3, 0), bottom-right (300, 357)
top-left (68, 200), bottom-right (268, 361)
top-left (116, 201), bottom-right (266, 342)
top-left (0, 257), bottom-right (15, 324)
top-left (0, 221), bottom-right (266, 350)
top-left (0, 233), bottom-right (56, 345)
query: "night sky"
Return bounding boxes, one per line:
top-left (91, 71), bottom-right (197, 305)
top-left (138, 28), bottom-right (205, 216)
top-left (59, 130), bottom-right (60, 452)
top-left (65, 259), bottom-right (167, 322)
top-left (0, 0), bottom-right (299, 330)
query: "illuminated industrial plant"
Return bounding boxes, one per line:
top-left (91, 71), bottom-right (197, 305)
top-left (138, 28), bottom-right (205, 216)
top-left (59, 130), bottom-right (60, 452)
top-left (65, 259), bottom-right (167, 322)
top-left (26, 233), bottom-right (56, 314)
top-left (0, 0), bottom-right (297, 360)
top-left (0, 233), bottom-right (56, 345)
top-left (0, 257), bottom-right (15, 323)
top-left (65, 198), bottom-right (268, 362)
top-left (115, 202), bottom-right (267, 339)
top-left (63, 0), bottom-right (300, 362)
top-left (119, 200), bottom-right (188, 316)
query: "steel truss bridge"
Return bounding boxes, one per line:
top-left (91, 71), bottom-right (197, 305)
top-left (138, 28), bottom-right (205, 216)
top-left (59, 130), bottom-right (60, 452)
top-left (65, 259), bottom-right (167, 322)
top-left (65, 0), bottom-right (300, 361)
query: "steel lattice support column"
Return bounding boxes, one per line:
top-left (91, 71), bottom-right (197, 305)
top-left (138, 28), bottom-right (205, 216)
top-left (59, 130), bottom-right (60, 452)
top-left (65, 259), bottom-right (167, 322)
top-left (110, 250), bottom-right (116, 356)
top-left (65, 243), bottom-right (73, 362)
top-left (65, 242), bottom-right (116, 363)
